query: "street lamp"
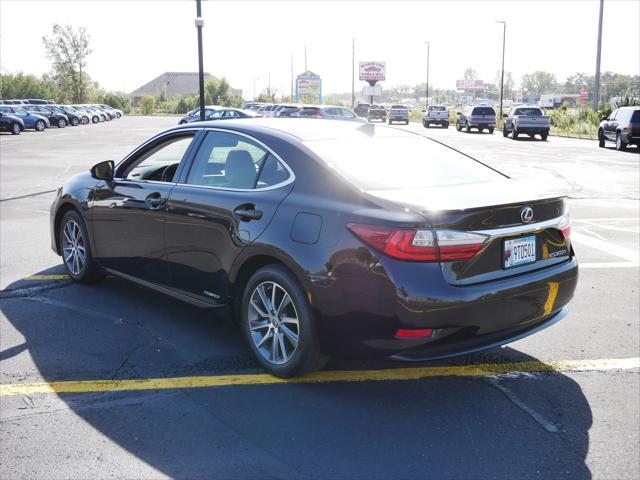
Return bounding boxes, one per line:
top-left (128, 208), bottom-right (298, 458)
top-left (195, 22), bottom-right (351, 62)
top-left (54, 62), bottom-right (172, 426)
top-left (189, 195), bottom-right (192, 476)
top-left (195, 0), bottom-right (205, 121)
top-left (496, 20), bottom-right (506, 122)
top-left (424, 41), bottom-right (430, 109)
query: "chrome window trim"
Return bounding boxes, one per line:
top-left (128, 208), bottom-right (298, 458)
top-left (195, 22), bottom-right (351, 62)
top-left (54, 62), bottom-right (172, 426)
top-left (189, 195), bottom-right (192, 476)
top-left (175, 126), bottom-right (295, 192)
top-left (471, 214), bottom-right (568, 239)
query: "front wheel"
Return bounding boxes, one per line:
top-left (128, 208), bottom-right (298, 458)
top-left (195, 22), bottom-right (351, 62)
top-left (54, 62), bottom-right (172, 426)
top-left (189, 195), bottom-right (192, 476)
top-left (616, 132), bottom-right (627, 151)
top-left (241, 265), bottom-right (327, 378)
top-left (71, 117), bottom-right (79, 126)
top-left (92, 116), bottom-right (99, 124)
top-left (57, 118), bottom-right (66, 128)
top-left (59, 210), bottom-right (103, 283)
top-left (11, 122), bottom-right (22, 135)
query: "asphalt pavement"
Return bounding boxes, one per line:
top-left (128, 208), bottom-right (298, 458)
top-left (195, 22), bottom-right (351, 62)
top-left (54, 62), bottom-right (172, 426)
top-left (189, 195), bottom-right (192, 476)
top-left (1, 117), bottom-right (638, 479)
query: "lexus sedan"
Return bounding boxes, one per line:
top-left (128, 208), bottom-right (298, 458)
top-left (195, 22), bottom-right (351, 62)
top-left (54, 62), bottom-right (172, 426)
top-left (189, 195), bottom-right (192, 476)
top-left (178, 108), bottom-right (260, 124)
top-left (50, 119), bottom-right (578, 377)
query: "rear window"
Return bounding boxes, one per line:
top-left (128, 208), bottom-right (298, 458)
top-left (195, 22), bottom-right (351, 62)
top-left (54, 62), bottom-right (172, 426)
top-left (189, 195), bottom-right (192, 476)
top-left (304, 133), bottom-right (503, 190)
top-left (513, 108), bottom-right (543, 116)
top-left (631, 110), bottom-right (640, 123)
top-left (428, 106), bottom-right (446, 111)
top-left (391, 105), bottom-right (406, 109)
top-left (472, 107), bottom-right (495, 116)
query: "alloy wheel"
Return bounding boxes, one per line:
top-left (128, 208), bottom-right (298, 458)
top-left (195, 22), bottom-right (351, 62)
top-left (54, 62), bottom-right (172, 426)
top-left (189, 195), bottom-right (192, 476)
top-left (11, 123), bottom-right (21, 134)
top-left (62, 219), bottom-right (86, 276)
top-left (36, 121), bottom-right (45, 131)
top-left (248, 281), bottom-right (300, 365)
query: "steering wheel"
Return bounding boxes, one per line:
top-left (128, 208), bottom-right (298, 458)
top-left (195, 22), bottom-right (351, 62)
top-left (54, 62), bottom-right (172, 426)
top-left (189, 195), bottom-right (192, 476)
top-left (160, 163), bottom-right (178, 182)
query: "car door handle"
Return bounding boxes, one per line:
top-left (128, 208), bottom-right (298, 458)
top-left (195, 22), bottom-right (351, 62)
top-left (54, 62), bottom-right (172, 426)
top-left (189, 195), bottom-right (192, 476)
top-left (145, 193), bottom-right (166, 209)
top-left (233, 204), bottom-right (263, 221)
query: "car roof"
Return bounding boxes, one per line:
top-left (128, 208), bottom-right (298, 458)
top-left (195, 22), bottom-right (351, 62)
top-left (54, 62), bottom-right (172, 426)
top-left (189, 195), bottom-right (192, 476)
top-left (172, 118), bottom-right (416, 142)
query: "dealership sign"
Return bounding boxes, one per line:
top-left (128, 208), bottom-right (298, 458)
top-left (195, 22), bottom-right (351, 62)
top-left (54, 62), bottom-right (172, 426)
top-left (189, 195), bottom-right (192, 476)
top-left (456, 79), bottom-right (485, 90)
top-left (359, 62), bottom-right (386, 82)
top-left (295, 71), bottom-right (322, 103)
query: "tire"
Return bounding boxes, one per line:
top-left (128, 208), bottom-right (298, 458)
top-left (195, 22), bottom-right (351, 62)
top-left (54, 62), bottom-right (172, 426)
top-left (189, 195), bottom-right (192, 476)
top-left (503, 127), bottom-right (509, 137)
top-left (616, 132), bottom-right (627, 151)
top-left (116, 113), bottom-right (122, 118)
top-left (541, 134), bottom-right (548, 141)
top-left (57, 118), bottom-right (66, 128)
top-left (488, 127), bottom-right (494, 134)
top-left (71, 117), bottom-right (79, 126)
top-left (443, 122), bottom-right (449, 128)
top-left (465, 125), bottom-right (471, 133)
top-left (241, 265), bottom-right (327, 377)
top-left (422, 120), bottom-right (428, 128)
top-left (35, 120), bottom-right (45, 132)
top-left (388, 119), bottom-right (392, 125)
top-left (478, 127), bottom-right (484, 133)
top-left (10, 122), bottom-right (22, 135)
top-left (405, 121), bottom-right (409, 125)
top-left (59, 210), bottom-right (103, 283)
top-left (92, 116), bottom-right (99, 124)
top-left (512, 128), bottom-right (519, 140)
top-left (598, 130), bottom-right (605, 148)
top-left (456, 121), bottom-right (462, 132)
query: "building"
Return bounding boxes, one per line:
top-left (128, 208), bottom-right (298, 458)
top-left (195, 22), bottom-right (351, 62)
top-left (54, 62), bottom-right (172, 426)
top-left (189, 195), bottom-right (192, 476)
top-left (130, 72), bottom-right (242, 106)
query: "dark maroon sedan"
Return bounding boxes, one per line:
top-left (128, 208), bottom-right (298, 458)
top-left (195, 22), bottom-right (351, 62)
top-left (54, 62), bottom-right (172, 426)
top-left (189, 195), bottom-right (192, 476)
top-left (50, 120), bottom-right (578, 377)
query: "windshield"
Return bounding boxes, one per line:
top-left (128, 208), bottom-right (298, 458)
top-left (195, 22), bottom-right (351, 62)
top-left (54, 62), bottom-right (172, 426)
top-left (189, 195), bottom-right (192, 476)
top-left (304, 134), bottom-right (503, 191)
top-left (13, 107), bottom-right (28, 115)
top-left (513, 108), bottom-right (543, 116)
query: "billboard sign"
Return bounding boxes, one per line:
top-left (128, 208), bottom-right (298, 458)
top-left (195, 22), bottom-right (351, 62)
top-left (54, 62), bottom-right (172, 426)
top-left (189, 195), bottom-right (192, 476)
top-left (359, 61), bottom-right (386, 82)
top-left (295, 71), bottom-right (322, 103)
top-left (456, 79), bottom-right (485, 91)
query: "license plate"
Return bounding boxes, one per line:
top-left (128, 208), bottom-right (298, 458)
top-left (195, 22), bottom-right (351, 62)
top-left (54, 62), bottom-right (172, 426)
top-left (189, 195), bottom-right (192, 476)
top-left (504, 235), bottom-right (536, 268)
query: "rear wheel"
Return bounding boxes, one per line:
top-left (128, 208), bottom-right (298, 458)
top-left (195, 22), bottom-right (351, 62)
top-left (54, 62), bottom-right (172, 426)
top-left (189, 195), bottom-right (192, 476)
top-left (443, 122), bottom-right (449, 128)
top-left (92, 116), bottom-right (99, 123)
top-left (502, 127), bottom-right (509, 137)
top-left (512, 128), bottom-right (519, 140)
top-left (488, 127), bottom-right (494, 134)
top-left (465, 125), bottom-right (471, 133)
top-left (598, 130), bottom-right (605, 147)
top-left (616, 132), bottom-right (627, 151)
top-left (541, 134), bottom-right (548, 141)
top-left (423, 120), bottom-right (429, 128)
top-left (57, 118), bottom-right (66, 128)
top-left (59, 210), bottom-right (103, 283)
top-left (71, 117), bottom-right (79, 126)
top-left (241, 265), bottom-right (327, 378)
top-left (10, 122), bottom-right (21, 135)
top-left (456, 121), bottom-right (462, 132)
top-left (35, 120), bottom-right (45, 132)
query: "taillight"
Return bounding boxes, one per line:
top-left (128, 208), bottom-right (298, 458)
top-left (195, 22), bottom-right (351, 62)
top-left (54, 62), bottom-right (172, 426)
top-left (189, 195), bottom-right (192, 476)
top-left (558, 216), bottom-right (571, 240)
top-left (347, 224), bottom-right (487, 262)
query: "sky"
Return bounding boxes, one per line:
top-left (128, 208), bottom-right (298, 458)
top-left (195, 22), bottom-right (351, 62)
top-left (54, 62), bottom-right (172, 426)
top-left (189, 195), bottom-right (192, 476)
top-left (1, 0), bottom-right (638, 99)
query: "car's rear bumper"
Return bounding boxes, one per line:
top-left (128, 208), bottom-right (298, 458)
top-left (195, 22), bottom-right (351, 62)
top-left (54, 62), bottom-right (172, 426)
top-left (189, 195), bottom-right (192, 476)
top-left (311, 255), bottom-right (578, 359)
top-left (469, 122), bottom-right (496, 128)
top-left (389, 117), bottom-right (409, 122)
top-left (622, 132), bottom-right (639, 144)
top-left (515, 126), bottom-right (550, 134)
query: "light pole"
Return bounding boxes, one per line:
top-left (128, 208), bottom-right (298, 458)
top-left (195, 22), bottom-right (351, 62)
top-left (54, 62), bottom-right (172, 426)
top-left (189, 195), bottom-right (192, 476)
top-left (496, 20), bottom-right (506, 122)
top-left (195, 0), bottom-right (205, 121)
top-left (593, 0), bottom-right (604, 110)
top-left (424, 41), bottom-right (430, 109)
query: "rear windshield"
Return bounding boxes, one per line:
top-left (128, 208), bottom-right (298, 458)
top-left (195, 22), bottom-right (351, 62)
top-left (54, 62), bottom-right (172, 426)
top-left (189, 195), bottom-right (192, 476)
top-left (281, 106), bottom-right (298, 112)
top-left (631, 110), bottom-right (640, 123)
top-left (472, 107), bottom-right (495, 116)
top-left (428, 106), bottom-right (446, 111)
top-left (391, 105), bottom-right (407, 109)
top-left (304, 133), bottom-right (503, 190)
top-left (513, 107), bottom-right (543, 116)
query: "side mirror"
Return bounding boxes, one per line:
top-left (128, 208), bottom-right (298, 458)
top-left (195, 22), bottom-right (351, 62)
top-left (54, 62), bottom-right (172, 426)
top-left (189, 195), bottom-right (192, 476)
top-left (90, 160), bottom-right (115, 181)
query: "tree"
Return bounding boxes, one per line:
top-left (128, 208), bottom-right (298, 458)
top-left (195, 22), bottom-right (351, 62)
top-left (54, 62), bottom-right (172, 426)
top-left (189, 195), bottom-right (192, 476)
top-left (103, 92), bottom-right (131, 113)
top-left (255, 88), bottom-right (276, 103)
top-left (521, 71), bottom-right (558, 98)
top-left (139, 96), bottom-right (156, 115)
top-left (204, 77), bottom-right (242, 106)
top-left (42, 24), bottom-right (93, 103)
top-left (0, 72), bottom-right (57, 100)
top-left (494, 70), bottom-right (514, 98)
top-left (463, 68), bottom-right (478, 81)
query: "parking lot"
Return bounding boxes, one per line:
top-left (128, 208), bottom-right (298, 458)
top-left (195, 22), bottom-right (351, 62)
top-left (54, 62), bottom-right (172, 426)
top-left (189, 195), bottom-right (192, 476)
top-left (1, 117), bottom-right (638, 479)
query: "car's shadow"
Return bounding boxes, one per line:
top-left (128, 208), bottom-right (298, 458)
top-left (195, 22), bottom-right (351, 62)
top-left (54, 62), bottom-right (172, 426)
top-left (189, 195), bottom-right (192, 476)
top-left (0, 266), bottom-right (593, 479)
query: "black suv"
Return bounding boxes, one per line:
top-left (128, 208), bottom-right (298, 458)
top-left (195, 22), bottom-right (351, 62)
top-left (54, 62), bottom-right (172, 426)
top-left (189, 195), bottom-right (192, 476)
top-left (598, 107), bottom-right (639, 151)
top-left (354, 103), bottom-right (370, 117)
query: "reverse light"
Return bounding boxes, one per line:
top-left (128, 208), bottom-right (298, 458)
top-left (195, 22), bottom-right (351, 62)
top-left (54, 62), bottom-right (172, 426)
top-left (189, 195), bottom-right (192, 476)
top-left (347, 224), bottom-right (488, 262)
top-left (558, 215), bottom-right (572, 240)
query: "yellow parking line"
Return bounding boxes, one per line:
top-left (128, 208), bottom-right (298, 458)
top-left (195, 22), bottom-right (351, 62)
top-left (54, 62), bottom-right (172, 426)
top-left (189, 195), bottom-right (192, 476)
top-left (1, 357), bottom-right (637, 397)
top-left (24, 274), bottom-right (70, 280)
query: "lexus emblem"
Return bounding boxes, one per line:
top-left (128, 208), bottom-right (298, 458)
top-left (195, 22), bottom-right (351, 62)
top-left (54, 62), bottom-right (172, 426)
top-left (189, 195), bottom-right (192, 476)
top-left (521, 207), bottom-right (534, 224)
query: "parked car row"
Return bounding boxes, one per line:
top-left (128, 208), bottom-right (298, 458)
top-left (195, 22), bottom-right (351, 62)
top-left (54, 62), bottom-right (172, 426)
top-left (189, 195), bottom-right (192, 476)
top-left (354, 103), bottom-right (411, 124)
top-left (179, 103), bottom-right (365, 125)
top-left (0, 100), bottom-right (123, 135)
